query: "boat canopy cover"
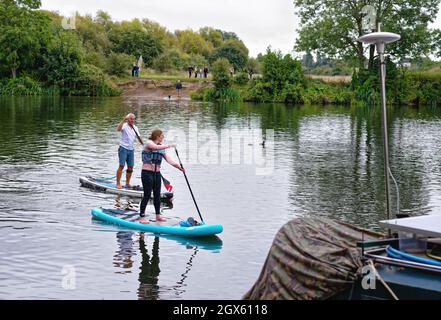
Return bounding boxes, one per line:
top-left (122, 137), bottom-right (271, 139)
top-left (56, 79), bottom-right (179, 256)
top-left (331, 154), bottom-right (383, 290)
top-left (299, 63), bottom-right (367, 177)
top-left (243, 217), bottom-right (382, 300)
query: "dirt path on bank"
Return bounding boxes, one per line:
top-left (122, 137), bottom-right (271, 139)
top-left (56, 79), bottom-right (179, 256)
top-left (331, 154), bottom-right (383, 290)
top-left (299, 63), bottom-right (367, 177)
top-left (118, 79), bottom-right (213, 101)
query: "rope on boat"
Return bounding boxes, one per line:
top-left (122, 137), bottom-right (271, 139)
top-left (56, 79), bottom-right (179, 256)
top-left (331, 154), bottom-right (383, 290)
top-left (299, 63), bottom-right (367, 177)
top-left (368, 259), bottom-right (399, 300)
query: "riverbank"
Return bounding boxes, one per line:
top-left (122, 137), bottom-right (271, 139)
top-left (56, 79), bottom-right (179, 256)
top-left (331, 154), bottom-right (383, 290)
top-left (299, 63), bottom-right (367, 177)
top-left (117, 78), bottom-right (213, 100)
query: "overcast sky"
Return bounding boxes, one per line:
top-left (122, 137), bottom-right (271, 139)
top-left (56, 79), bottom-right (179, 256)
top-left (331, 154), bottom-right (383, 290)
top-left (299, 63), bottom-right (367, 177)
top-left (41, 0), bottom-right (441, 57)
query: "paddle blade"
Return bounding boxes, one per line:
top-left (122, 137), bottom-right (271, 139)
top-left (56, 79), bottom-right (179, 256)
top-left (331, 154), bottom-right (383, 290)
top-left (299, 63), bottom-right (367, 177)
top-left (161, 175), bottom-right (173, 192)
top-left (164, 183), bottom-right (174, 192)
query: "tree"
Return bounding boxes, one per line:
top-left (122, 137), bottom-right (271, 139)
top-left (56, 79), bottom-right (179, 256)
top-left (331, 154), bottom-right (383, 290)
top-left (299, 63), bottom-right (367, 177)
top-left (153, 48), bottom-right (188, 72)
top-left (212, 58), bottom-right (231, 90)
top-left (246, 58), bottom-right (261, 78)
top-left (199, 27), bottom-right (224, 48)
top-left (95, 10), bottom-right (113, 29)
top-left (106, 52), bottom-right (134, 76)
top-left (301, 50), bottom-right (314, 70)
top-left (209, 44), bottom-right (248, 71)
top-left (432, 29), bottom-right (441, 58)
top-left (224, 38), bottom-right (249, 56)
top-left (76, 14), bottom-right (112, 53)
top-left (0, 0), bottom-right (51, 78)
top-left (39, 29), bottom-right (84, 94)
top-left (108, 20), bottom-right (162, 67)
top-left (175, 29), bottom-right (213, 57)
top-left (246, 49), bottom-right (305, 103)
top-left (262, 49), bottom-right (305, 92)
top-left (294, 0), bottom-right (440, 69)
top-left (143, 19), bottom-right (178, 48)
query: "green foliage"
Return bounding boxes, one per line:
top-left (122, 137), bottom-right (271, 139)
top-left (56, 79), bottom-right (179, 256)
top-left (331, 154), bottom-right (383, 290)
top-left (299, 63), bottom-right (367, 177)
top-left (186, 54), bottom-right (209, 68)
top-left (176, 29), bottom-right (213, 57)
top-left (106, 52), bottom-right (134, 76)
top-left (245, 49), bottom-right (305, 103)
top-left (246, 58), bottom-right (261, 78)
top-left (294, 0), bottom-right (441, 68)
top-left (108, 20), bottom-right (162, 66)
top-left (233, 72), bottom-right (250, 85)
top-left (153, 48), bottom-right (188, 72)
top-left (39, 29), bottom-right (84, 95)
top-left (243, 80), bottom-right (274, 102)
top-left (280, 83), bottom-right (304, 104)
top-left (76, 14), bottom-right (112, 53)
top-left (0, 76), bottom-right (43, 95)
top-left (199, 27), bottom-right (224, 48)
top-left (209, 44), bottom-right (248, 71)
top-left (69, 64), bottom-right (121, 96)
top-left (262, 50), bottom-right (305, 90)
top-left (408, 71), bottom-right (441, 106)
top-left (351, 57), bottom-right (441, 106)
top-left (303, 80), bottom-right (353, 105)
top-left (212, 58), bottom-right (231, 90)
top-left (191, 87), bottom-right (241, 102)
top-left (0, 1), bottom-right (51, 78)
top-left (0, 5), bottom-right (254, 96)
top-left (84, 51), bottom-right (107, 71)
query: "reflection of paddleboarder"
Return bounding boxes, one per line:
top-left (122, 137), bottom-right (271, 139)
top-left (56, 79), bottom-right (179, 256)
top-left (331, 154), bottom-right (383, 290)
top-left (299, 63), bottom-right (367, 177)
top-left (138, 234), bottom-right (161, 300)
top-left (113, 231), bottom-right (135, 272)
top-left (175, 80), bottom-right (183, 98)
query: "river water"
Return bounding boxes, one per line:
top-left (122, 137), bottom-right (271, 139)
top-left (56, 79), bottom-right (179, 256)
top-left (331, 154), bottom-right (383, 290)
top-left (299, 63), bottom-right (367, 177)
top-left (1, 96), bottom-right (441, 299)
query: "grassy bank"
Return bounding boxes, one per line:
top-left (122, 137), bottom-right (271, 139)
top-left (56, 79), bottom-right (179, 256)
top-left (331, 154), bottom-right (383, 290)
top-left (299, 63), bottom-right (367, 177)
top-left (192, 67), bottom-right (441, 107)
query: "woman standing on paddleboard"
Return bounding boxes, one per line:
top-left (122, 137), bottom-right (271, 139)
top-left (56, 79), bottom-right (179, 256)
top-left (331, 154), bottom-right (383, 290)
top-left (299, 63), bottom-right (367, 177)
top-left (139, 129), bottom-right (184, 224)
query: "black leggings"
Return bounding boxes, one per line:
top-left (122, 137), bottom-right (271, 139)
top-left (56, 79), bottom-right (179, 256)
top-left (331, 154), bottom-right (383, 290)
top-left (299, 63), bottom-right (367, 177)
top-left (140, 170), bottom-right (162, 216)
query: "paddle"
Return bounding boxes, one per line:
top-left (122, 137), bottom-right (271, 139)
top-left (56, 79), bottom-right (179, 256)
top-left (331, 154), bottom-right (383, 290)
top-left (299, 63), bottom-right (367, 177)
top-left (129, 124), bottom-right (174, 192)
top-left (175, 148), bottom-right (204, 223)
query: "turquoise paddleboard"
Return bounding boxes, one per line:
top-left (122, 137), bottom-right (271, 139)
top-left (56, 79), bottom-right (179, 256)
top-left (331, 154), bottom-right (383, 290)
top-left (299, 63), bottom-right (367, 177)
top-left (91, 208), bottom-right (223, 238)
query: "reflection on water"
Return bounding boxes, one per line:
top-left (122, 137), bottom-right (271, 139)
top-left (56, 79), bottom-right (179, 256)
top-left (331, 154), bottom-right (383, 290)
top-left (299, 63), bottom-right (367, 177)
top-left (113, 232), bottom-right (135, 273)
top-left (1, 96), bottom-right (441, 299)
top-left (137, 234), bottom-right (160, 300)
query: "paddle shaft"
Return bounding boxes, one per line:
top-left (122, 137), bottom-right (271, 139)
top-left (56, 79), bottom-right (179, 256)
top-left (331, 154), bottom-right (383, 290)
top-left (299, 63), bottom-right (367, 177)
top-left (175, 149), bottom-right (204, 222)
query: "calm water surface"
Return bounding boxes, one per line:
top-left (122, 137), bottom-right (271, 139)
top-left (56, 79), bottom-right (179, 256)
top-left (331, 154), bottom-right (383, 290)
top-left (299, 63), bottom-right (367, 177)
top-left (1, 96), bottom-right (441, 299)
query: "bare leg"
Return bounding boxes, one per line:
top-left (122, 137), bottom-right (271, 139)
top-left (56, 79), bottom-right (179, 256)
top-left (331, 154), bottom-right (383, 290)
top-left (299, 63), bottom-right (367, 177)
top-left (125, 166), bottom-right (133, 188)
top-left (116, 165), bottom-right (124, 189)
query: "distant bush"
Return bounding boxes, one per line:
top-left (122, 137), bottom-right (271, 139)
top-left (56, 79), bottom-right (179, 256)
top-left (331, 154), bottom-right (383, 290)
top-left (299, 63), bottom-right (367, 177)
top-left (106, 52), bottom-right (134, 76)
top-left (244, 49), bottom-right (305, 103)
top-left (69, 64), bottom-right (121, 96)
top-left (303, 80), bottom-right (353, 105)
top-left (191, 87), bottom-right (240, 102)
top-left (212, 58), bottom-right (231, 91)
top-left (352, 58), bottom-right (441, 106)
top-left (0, 76), bottom-right (44, 95)
top-left (153, 48), bottom-right (187, 72)
top-left (408, 71), bottom-right (441, 106)
top-left (233, 72), bottom-right (249, 85)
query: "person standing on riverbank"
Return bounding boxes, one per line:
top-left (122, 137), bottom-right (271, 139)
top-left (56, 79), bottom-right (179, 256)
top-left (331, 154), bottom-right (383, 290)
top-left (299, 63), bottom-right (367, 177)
top-left (116, 113), bottom-right (143, 189)
top-left (139, 130), bottom-right (183, 224)
top-left (188, 66), bottom-right (193, 78)
top-left (175, 80), bottom-right (183, 98)
top-left (203, 66), bottom-right (209, 78)
top-left (199, 67), bottom-right (203, 78)
top-left (194, 66), bottom-right (198, 78)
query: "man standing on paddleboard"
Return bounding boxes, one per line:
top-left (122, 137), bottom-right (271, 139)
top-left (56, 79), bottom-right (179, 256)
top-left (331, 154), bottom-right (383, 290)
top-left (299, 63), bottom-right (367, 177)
top-left (116, 113), bottom-right (143, 189)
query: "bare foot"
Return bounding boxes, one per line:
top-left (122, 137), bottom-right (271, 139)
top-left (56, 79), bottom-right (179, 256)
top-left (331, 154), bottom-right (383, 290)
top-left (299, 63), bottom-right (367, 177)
top-left (139, 218), bottom-right (149, 224)
top-left (155, 215), bottom-right (167, 222)
top-left (116, 184), bottom-right (123, 189)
